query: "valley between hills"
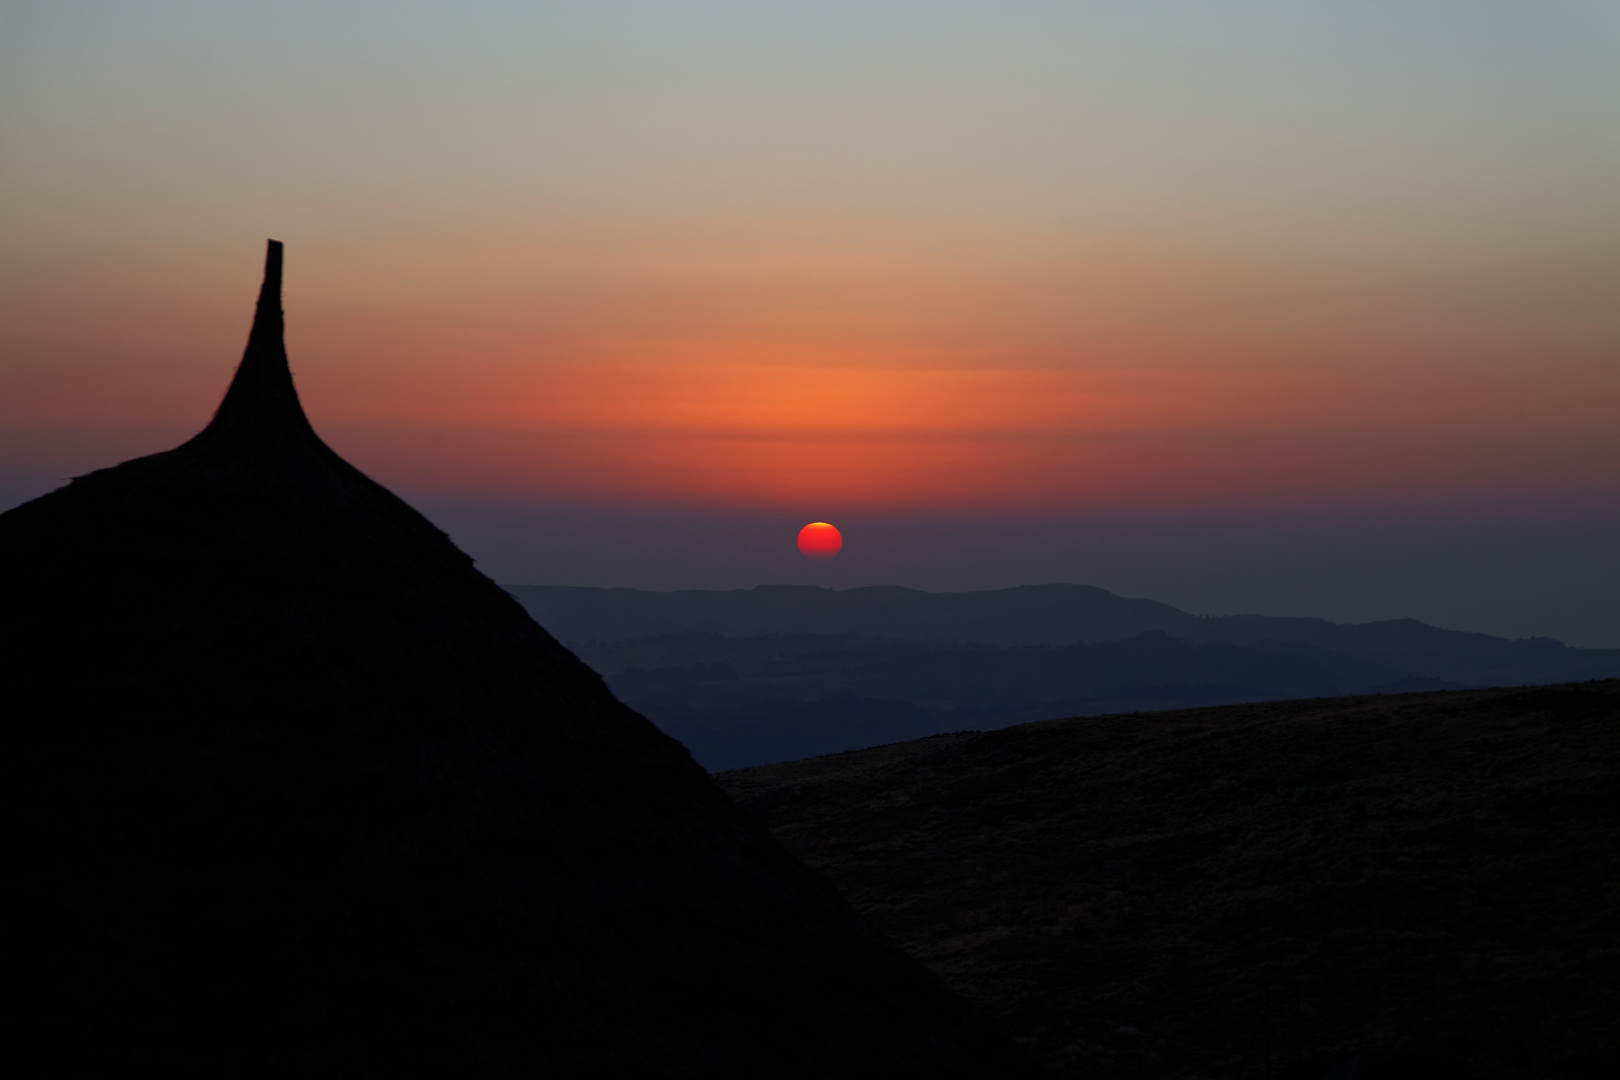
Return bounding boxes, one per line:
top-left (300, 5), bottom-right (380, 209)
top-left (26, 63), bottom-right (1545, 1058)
top-left (716, 680), bottom-right (1620, 1080)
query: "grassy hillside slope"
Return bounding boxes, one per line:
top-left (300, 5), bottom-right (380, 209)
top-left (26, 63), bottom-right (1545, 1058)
top-left (717, 681), bottom-right (1620, 1079)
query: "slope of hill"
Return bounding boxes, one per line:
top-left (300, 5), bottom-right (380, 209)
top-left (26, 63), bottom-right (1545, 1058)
top-left (716, 681), bottom-right (1620, 1080)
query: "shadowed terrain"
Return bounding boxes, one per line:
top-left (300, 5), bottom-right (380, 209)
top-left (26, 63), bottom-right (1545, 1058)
top-left (572, 630), bottom-right (1450, 770)
top-left (510, 586), bottom-right (1620, 769)
top-left (717, 681), bottom-right (1620, 1080)
top-left (0, 243), bottom-right (1033, 1076)
top-left (509, 584), bottom-right (1620, 689)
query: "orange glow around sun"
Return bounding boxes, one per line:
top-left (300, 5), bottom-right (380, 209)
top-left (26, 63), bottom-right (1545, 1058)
top-left (797, 522), bottom-right (842, 560)
top-left (3, 233), bottom-right (1617, 517)
top-left (4, 7), bottom-right (1619, 522)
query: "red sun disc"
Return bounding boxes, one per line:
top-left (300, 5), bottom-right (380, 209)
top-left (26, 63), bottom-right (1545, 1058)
top-left (797, 522), bottom-right (842, 560)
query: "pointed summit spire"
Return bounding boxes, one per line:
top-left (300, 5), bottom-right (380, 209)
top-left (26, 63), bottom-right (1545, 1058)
top-left (197, 239), bottom-right (318, 447)
top-left (249, 237), bottom-right (285, 351)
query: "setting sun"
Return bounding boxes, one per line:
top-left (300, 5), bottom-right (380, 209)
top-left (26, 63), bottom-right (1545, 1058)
top-left (797, 522), bottom-right (842, 561)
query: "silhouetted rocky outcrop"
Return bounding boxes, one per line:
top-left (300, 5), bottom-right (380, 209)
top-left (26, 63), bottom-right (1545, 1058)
top-left (0, 242), bottom-right (1035, 1076)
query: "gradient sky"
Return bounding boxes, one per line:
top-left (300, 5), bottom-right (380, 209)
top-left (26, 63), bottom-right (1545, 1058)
top-left (3, 3), bottom-right (1618, 640)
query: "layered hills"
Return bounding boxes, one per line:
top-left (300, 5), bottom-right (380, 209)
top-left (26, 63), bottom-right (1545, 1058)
top-left (507, 585), bottom-right (1620, 769)
top-left (717, 680), bottom-right (1620, 1080)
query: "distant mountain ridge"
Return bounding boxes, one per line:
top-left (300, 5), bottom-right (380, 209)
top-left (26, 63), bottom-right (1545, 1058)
top-left (507, 583), bottom-right (1620, 687)
top-left (503, 584), bottom-right (1620, 770)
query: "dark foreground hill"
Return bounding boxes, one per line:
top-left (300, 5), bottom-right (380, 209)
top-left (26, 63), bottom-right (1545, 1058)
top-left (717, 680), bottom-right (1620, 1080)
top-left (0, 243), bottom-right (1032, 1076)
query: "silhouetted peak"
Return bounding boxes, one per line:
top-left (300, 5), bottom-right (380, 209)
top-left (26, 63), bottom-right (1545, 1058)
top-left (0, 243), bottom-right (1036, 1076)
top-left (249, 237), bottom-right (284, 352)
top-left (193, 239), bottom-right (319, 448)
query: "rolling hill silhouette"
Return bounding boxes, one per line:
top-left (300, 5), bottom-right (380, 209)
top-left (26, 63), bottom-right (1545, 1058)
top-left (719, 681), bottom-right (1620, 1080)
top-left (0, 243), bottom-right (1033, 1076)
